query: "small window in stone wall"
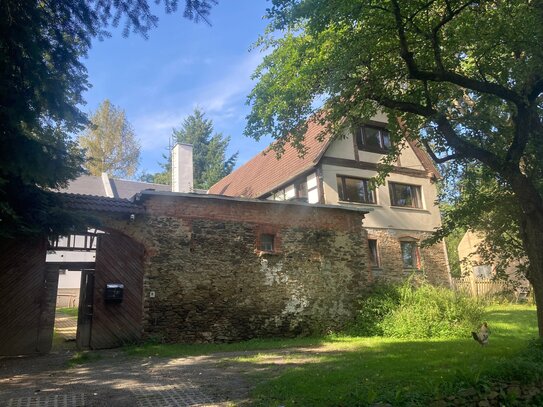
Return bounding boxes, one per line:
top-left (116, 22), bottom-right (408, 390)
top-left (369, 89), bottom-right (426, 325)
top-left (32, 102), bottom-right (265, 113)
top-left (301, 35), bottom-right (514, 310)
top-left (400, 241), bottom-right (421, 269)
top-left (260, 234), bottom-right (275, 252)
top-left (368, 239), bottom-right (380, 268)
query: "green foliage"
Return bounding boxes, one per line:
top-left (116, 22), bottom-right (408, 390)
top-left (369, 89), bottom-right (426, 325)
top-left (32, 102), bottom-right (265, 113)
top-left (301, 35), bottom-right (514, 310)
top-left (246, 0), bottom-right (543, 334)
top-left (348, 280), bottom-right (483, 339)
top-left (345, 283), bottom-right (401, 337)
top-left (67, 351), bottom-right (102, 367)
top-left (492, 339), bottom-right (543, 383)
top-left (79, 100), bottom-right (141, 179)
top-left (0, 0), bottom-right (216, 237)
top-left (249, 305), bottom-right (538, 406)
top-left (152, 108), bottom-right (238, 189)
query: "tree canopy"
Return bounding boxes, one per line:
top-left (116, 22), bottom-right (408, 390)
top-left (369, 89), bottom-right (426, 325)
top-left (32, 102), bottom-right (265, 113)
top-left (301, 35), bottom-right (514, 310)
top-left (151, 108), bottom-right (238, 189)
top-left (246, 0), bottom-right (543, 335)
top-left (0, 0), bottom-right (216, 237)
top-left (79, 100), bottom-right (141, 179)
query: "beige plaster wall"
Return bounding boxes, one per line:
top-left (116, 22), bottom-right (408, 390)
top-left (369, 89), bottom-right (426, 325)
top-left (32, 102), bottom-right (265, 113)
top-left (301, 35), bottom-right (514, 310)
top-left (320, 164), bottom-right (441, 232)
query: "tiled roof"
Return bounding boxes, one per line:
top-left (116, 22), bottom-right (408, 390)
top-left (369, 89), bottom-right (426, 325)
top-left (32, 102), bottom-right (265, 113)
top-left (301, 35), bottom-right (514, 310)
top-left (209, 119), bottom-right (440, 198)
top-left (208, 120), bottom-right (331, 198)
top-left (60, 175), bottom-right (171, 199)
top-left (58, 193), bottom-right (145, 213)
top-left (110, 178), bottom-right (171, 199)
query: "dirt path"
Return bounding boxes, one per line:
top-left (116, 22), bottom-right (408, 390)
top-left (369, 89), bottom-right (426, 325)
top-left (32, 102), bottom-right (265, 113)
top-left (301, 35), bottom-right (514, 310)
top-left (0, 348), bottom-right (256, 406)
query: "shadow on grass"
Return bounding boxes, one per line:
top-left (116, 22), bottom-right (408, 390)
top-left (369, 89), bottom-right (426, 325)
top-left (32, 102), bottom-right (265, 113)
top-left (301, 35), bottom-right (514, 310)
top-left (233, 306), bottom-right (540, 407)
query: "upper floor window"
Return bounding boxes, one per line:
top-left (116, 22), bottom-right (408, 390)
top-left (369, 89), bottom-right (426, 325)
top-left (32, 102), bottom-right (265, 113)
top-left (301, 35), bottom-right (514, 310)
top-left (389, 182), bottom-right (422, 208)
top-left (295, 179), bottom-right (308, 200)
top-left (357, 125), bottom-right (391, 152)
top-left (337, 176), bottom-right (376, 204)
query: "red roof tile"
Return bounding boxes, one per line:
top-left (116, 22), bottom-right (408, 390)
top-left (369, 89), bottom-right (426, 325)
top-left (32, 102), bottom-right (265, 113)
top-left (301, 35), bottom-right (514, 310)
top-left (209, 119), bottom-right (331, 198)
top-left (209, 120), bottom-right (440, 198)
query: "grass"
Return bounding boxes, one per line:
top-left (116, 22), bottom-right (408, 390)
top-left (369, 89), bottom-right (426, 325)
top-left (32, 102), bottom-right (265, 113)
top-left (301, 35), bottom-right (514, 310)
top-left (124, 336), bottom-right (328, 358)
top-left (56, 307), bottom-right (79, 317)
top-left (246, 304), bottom-right (539, 406)
top-left (67, 351), bottom-right (102, 367)
top-left (123, 304), bottom-right (539, 405)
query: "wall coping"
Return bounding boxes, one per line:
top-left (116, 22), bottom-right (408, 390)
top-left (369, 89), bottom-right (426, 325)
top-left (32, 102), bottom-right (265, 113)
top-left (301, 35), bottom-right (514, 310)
top-left (133, 190), bottom-right (370, 216)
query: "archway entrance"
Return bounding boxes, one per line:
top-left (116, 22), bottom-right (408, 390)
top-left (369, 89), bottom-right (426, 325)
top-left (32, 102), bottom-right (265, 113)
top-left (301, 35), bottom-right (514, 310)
top-left (0, 229), bottom-right (145, 356)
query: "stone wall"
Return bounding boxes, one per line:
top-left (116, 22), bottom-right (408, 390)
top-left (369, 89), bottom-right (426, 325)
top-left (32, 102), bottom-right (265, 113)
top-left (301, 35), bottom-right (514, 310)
top-left (120, 194), bottom-right (370, 343)
top-left (367, 228), bottom-right (450, 286)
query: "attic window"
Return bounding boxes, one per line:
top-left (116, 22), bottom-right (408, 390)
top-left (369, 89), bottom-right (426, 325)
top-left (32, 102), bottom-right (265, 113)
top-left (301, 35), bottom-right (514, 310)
top-left (260, 234), bottom-right (275, 252)
top-left (357, 125), bottom-right (391, 153)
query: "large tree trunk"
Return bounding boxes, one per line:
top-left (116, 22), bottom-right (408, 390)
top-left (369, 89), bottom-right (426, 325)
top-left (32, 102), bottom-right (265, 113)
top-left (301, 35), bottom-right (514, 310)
top-left (520, 211), bottom-right (543, 338)
top-left (513, 174), bottom-right (543, 337)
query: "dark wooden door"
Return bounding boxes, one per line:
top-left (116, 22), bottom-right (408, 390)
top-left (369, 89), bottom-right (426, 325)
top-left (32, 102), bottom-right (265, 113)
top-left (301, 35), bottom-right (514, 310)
top-left (90, 232), bottom-right (144, 349)
top-left (76, 269), bottom-right (95, 349)
top-left (0, 237), bottom-right (56, 356)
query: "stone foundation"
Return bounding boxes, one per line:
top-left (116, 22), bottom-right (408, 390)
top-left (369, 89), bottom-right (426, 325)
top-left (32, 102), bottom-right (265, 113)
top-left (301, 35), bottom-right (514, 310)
top-left (367, 228), bottom-right (450, 286)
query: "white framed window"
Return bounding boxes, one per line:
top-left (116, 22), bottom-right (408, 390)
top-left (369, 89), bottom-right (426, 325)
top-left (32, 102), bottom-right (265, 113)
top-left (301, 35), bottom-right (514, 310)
top-left (389, 182), bottom-right (422, 208)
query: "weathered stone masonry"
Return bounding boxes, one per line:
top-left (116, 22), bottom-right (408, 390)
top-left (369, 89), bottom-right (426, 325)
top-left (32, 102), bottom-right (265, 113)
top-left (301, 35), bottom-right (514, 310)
top-left (117, 192), bottom-right (370, 343)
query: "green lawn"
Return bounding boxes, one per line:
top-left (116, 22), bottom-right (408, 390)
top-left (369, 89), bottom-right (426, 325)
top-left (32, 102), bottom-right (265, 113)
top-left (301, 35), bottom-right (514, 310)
top-left (246, 305), bottom-right (539, 406)
top-left (124, 305), bottom-right (539, 406)
top-left (56, 307), bottom-right (79, 317)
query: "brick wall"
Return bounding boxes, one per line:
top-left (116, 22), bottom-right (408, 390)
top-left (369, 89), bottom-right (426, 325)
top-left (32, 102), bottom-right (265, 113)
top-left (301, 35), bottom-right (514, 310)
top-left (110, 194), bottom-right (370, 342)
top-left (367, 228), bottom-right (450, 286)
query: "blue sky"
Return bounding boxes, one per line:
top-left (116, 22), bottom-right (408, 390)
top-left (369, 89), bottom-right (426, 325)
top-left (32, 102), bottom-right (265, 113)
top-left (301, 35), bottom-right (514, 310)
top-left (83, 1), bottom-right (272, 176)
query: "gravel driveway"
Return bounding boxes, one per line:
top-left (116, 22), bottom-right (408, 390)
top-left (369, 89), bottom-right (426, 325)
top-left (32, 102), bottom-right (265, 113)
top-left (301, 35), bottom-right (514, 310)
top-left (0, 348), bottom-right (254, 406)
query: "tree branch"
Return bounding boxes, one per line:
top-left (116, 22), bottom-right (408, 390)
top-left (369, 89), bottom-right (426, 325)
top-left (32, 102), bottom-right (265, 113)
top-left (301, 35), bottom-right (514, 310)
top-left (390, 0), bottom-right (525, 105)
top-left (421, 140), bottom-right (460, 163)
top-left (506, 107), bottom-right (530, 165)
top-left (434, 114), bottom-right (503, 170)
top-left (528, 77), bottom-right (543, 101)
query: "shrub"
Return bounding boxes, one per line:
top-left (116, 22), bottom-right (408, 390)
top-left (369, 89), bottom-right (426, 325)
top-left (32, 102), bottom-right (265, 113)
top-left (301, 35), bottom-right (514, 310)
top-left (348, 279), bottom-right (484, 339)
top-left (344, 283), bottom-right (401, 336)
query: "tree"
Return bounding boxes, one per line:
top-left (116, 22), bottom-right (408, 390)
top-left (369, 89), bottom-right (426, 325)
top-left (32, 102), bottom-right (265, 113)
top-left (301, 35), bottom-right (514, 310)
top-left (79, 100), bottom-right (141, 178)
top-left (246, 1), bottom-right (543, 335)
top-left (153, 108), bottom-right (238, 189)
top-left (0, 0), bottom-right (216, 237)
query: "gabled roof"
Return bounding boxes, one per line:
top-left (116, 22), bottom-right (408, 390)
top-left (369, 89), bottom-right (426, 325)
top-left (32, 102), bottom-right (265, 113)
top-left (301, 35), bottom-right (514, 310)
top-left (406, 140), bottom-right (440, 178)
top-left (208, 120), bottom-right (331, 198)
top-left (61, 175), bottom-right (171, 199)
top-left (209, 120), bottom-right (440, 198)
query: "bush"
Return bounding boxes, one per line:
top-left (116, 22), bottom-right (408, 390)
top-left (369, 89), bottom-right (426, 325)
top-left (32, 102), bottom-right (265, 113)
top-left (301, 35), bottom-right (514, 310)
top-left (348, 279), bottom-right (484, 339)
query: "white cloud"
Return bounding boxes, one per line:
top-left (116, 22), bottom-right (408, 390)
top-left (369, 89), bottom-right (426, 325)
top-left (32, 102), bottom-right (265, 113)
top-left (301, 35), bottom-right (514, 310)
top-left (132, 50), bottom-right (264, 152)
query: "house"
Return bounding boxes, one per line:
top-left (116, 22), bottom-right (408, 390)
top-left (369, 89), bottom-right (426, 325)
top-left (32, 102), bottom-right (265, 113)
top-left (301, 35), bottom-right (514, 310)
top-left (209, 114), bottom-right (451, 285)
top-left (457, 230), bottom-right (530, 292)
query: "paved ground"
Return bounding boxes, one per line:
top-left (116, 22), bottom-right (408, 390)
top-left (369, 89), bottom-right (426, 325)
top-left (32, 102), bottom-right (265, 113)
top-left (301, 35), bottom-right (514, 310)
top-left (0, 349), bottom-right (255, 406)
top-left (55, 312), bottom-right (78, 341)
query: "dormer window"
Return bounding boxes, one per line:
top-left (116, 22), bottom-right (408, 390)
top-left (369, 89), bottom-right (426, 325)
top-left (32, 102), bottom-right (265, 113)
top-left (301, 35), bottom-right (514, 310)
top-left (357, 125), bottom-right (391, 153)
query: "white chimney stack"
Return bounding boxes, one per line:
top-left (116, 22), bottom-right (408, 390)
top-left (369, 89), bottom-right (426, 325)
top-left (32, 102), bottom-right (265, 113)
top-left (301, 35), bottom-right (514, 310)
top-left (171, 143), bottom-right (193, 193)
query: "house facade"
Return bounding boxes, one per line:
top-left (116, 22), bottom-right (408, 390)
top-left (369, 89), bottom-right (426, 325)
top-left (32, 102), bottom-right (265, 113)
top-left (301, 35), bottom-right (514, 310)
top-left (209, 114), bottom-right (450, 285)
top-left (457, 230), bottom-right (530, 291)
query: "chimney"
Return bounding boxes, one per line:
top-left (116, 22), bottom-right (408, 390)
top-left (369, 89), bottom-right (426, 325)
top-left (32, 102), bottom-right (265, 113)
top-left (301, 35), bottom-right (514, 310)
top-left (171, 143), bottom-right (193, 193)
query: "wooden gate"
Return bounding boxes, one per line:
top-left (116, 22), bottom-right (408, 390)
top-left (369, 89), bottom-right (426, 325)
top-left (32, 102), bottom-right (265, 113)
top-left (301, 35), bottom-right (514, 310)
top-left (89, 232), bottom-right (144, 349)
top-left (0, 238), bottom-right (57, 356)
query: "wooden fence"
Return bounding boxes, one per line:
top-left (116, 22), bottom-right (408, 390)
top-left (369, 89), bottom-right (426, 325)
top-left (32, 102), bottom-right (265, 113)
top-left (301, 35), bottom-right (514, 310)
top-left (451, 278), bottom-right (512, 298)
